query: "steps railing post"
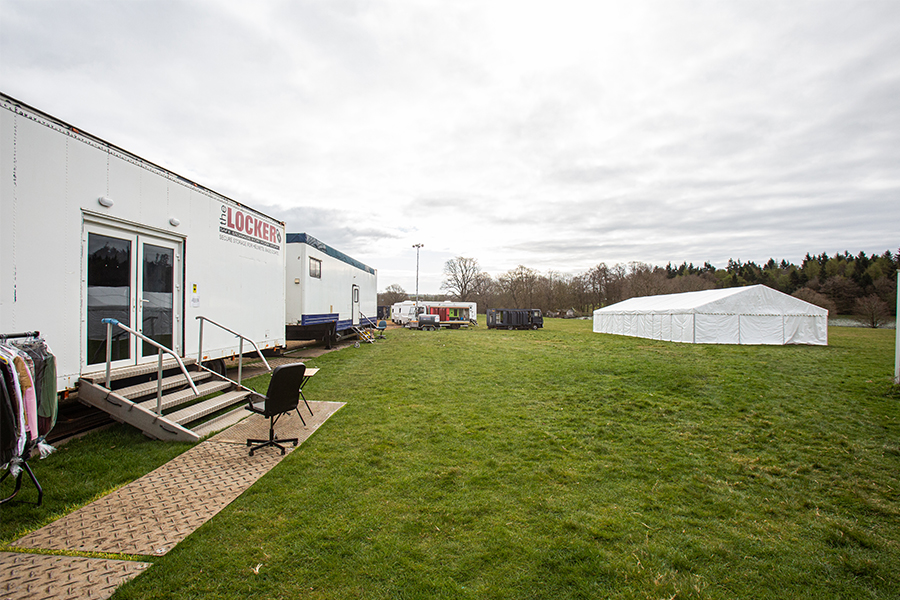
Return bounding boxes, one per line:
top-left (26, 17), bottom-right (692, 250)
top-left (156, 352), bottom-right (164, 415)
top-left (103, 318), bottom-right (114, 388)
top-left (198, 317), bottom-right (205, 367)
top-left (194, 315), bottom-right (272, 384)
top-left (238, 338), bottom-right (244, 384)
top-left (100, 318), bottom-right (199, 396)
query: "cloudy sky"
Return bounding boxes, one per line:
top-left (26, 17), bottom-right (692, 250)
top-left (2, 0), bottom-right (898, 293)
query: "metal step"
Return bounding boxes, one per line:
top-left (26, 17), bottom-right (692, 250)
top-left (191, 405), bottom-right (251, 440)
top-left (77, 356), bottom-right (266, 443)
top-left (351, 325), bottom-right (375, 343)
top-left (115, 371), bottom-right (213, 400)
top-left (80, 357), bottom-right (198, 384)
top-left (135, 380), bottom-right (233, 413)
top-left (77, 379), bottom-right (200, 442)
top-left (167, 390), bottom-right (253, 425)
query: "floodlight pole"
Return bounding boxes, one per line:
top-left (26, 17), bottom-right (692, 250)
top-left (413, 243), bottom-right (423, 317)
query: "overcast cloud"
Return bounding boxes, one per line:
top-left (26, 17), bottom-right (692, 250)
top-left (2, 0), bottom-right (898, 293)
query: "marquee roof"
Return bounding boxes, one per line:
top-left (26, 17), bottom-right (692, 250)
top-left (593, 285), bottom-right (827, 317)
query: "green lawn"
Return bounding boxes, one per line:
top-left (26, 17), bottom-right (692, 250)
top-left (4, 320), bottom-right (898, 599)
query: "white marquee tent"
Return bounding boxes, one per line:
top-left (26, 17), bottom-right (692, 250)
top-left (592, 285), bottom-right (828, 345)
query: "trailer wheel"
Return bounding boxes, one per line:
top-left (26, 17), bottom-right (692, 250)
top-left (206, 358), bottom-right (227, 378)
top-left (507, 326), bottom-right (513, 330)
top-left (531, 324), bottom-right (539, 330)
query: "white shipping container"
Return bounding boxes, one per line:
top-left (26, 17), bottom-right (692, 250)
top-left (0, 93), bottom-right (286, 390)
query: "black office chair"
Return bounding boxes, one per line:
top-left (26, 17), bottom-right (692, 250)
top-left (246, 363), bottom-right (306, 456)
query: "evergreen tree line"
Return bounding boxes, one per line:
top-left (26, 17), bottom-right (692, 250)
top-left (379, 250), bottom-right (899, 318)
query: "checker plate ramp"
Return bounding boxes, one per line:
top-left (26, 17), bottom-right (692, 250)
top-left (13, 402), bottom-right (343, 557)
top-left (0, 552), bottom-right (150, 600)
top-left (2, 402), bottom-right (343, 600)
top-left (13, 441), bottom-right (283, 556)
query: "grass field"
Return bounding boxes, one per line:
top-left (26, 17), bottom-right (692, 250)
top-left (3, 319), bottom-right (898, 599)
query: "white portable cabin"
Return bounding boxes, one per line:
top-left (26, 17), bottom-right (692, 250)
top-left (0, 93), bottom-right (287, 391)
top-left (592, 284), bottom-right (828, 345)
top-left (285, 233), bottom-right (377, 342)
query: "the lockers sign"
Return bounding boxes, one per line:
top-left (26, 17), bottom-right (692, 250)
top-left (219, 205), bottom-right (282, 253)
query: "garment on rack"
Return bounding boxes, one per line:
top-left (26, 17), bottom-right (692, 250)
top-left (1, 336), bottom-right (58, 474)
top-left (0, 349), bottom-right (27, 472)
top-left (13, 351), bottom-right (39, 440)
top-left (8, 337), bottom-right (59, 435)
top-left (1, 356), bottom-right (20, 468)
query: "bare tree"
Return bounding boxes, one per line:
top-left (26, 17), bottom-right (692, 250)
top-left (606, 263), bottom-right (628, 305)
top-left (535, 270), bottom-right (571, 313)
top-left (627, 262), bottom-right (668, 298)
top-left (667, 273), bottom-right (717, 294)
top-left (792, 287), bottom-right (837, 314)
top-left (854, 294), bottom-right (889, 328)
top-left (441, 257), bottom-right (484, 301)
top-left (585, 263), bottom-right (610, 310)
top-left (470, 271), bottom-right (496, 306)
top-left (569, 273), bottom-right (591, 313)
top-left (378, 284), bottom-right (408, 306)
top-left (498, 265), bottom-right (538, 308)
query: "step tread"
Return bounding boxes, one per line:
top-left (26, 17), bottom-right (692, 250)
top-left (191, 406), bottom-right (251, 439)
top-left (75, 379), bottom-right (200, 443)
top-left (82, 357), bottom-right (198, 383)
top-left (136, 380), bottom-right (234, 413)
top-left (116, 371), bottom-right (213, 400)
top-left (168, 390), bottom-right (252, 425)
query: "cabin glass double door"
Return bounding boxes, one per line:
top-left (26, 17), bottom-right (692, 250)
top-left (85, 225), bottom-right (182, 368)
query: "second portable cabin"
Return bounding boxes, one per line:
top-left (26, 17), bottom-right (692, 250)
top-left (285, 233), bottom-right (377, 346)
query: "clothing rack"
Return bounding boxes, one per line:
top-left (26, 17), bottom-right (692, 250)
top-left (0, 330), bottom-right (41, 340)
top-left (1, 330), bottom-right (46, 506)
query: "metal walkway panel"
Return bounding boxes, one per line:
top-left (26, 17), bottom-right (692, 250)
top-left (12, 442), bottom-right (280, 556)
top-left (209, 401), bottom-right (344, 445)
top-left (11, 401), bottom-right (344, 557)
top-left (0, 552), bottom-right (150, 600)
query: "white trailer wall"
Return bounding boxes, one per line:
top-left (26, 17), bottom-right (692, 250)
top-left (1, 94), bottom-right (286, 389)
top-left (285, 233), bottom-right (377, 331)
top-left (593, 285), bottom-right (827, 345)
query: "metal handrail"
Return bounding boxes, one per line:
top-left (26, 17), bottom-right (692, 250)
top-left (101, 318), bottom-right (199, 415)
top-left (357, 311), bottom-right (378, 328)
top-left (196, 316), bottom-right (272, 384)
